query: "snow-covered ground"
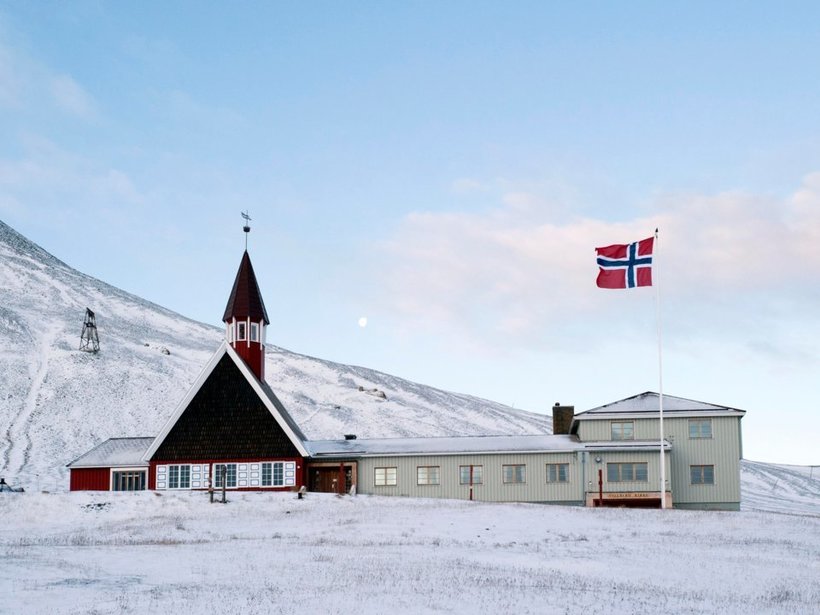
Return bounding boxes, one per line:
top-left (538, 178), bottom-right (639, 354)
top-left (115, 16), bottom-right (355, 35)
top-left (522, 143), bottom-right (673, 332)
top-left (1, 490), bottom-right (818, 615)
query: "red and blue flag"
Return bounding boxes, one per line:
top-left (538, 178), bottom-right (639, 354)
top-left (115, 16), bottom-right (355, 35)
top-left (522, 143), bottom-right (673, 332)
top-left (595, 237), bottom-right (654, 289)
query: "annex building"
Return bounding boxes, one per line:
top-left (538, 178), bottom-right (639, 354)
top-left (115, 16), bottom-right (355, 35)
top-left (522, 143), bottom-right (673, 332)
top-left (68, 247), bottom-right (746, 510)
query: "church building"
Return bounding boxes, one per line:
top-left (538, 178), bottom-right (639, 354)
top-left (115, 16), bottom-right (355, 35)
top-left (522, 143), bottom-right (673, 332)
top-left (68, 242), bottom-right (746, 510)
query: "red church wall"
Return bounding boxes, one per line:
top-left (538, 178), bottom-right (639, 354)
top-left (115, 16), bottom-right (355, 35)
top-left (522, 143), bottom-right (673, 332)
top-left (70, 468), bottom-right (110, 491)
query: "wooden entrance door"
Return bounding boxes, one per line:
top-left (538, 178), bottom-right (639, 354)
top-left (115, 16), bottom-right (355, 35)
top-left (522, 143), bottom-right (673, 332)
top-left (308, 463), bottom-right (356, 494)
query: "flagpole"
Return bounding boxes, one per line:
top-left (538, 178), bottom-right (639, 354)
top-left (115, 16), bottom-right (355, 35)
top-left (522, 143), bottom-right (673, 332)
top-left (655, 228), bottom-right (666, 509)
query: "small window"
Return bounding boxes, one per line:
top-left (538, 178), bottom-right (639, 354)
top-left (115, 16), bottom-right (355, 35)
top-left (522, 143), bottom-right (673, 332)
top-left (375, 467), bottom-right (397, 486)
top-left (250, 322), bottom-right (259, 342)
top-left (690, 465), bottom-right (715, 485)
top-left (237, 322), bottom-right (246, 341)
top-left (611, 421), bottom-right (634, 441)
top-left (607, 462), bottom-right (648, 482)
top-left (417, 466), bottom-right (440, 486)
top-left (113, 471), bottom-right (146, 491)
top-left (503, 464), bottom-right (526, 484)
top-left (214, 463), bottom-right (237, 488)
top-left (546, 463), bottom-right (569, 483)
top-left (168, 465), bottom-right (191, 489)
top-left (689, 419), bottom-right (713, 439)
top-left (459, 465), bottom-right (483, 485)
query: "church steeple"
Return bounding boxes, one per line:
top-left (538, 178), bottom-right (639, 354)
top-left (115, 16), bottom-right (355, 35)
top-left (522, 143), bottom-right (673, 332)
top-left (223, 218), bottom-right (269, 381)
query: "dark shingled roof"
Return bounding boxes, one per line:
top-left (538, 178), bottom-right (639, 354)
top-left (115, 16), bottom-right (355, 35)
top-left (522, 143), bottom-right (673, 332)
top-left (151, 353), bottom-right (302, 461)
top-left (222, 250), bottom-right (270, 324)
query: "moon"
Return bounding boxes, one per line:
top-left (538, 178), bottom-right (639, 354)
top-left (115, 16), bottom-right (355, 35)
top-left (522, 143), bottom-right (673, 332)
top-left (358, 317), bottom-right (368, 328)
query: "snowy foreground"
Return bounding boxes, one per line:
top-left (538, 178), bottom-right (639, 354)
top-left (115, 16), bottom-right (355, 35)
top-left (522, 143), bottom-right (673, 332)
top-left (1, 492), bottom-right (818, 615)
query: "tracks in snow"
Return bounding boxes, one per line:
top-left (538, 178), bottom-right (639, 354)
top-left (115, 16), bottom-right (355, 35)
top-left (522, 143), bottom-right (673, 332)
top-left (1, 322), bottom-right (61, 480)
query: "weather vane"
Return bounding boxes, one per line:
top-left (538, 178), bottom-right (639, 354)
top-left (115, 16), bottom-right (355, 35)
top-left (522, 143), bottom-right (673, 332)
top-left (241, 211), bottom-right (252, 249)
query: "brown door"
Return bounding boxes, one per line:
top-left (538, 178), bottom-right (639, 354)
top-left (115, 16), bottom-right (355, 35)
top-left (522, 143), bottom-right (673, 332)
top-left (310, 467), bottom-right (339, 493)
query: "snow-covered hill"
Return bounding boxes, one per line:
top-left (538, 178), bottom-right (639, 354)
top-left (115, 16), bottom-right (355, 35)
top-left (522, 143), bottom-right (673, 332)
top-left (0, 220), bottom-right (550, 489)
top-left (741, 460), bottom-right (820, 516)
top-left (2, 219), bottom-right (818, 518)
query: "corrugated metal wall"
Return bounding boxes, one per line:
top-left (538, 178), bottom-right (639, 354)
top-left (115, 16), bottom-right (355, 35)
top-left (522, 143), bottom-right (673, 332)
top-left (357, 452), bottom-right (584, 504)
top-left (69, 468), bottom-right (110, 491)
top-left (582, 450), bottom-right (670, 496)
top-left (577, 416), bottom-right (742, 508)
top-left (666, 417), bottom-right (741, 507)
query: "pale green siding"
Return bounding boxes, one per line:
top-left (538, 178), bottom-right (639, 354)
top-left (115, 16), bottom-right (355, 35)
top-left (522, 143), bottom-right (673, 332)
top-left (582, 450), bottom-right (670, 496)
top-left (576, 414), bottom-right (742, 508)
top-left (357, 452), bottom-right (584, 504)
top-left (577, 417), bottom-right (665, 441)
top-left (664, 416), bottom-right (741, 507)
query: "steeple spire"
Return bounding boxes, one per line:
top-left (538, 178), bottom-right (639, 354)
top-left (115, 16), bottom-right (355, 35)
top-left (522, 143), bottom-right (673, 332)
top-left (223, 217), bottom-right (269, 381)
top-left (222, 251), bottom-right (269, 325)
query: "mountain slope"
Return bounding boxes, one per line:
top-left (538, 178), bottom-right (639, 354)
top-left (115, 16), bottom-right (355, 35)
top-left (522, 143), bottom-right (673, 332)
top-left (0, 220), bottom-right (550, 489)
top-left (740, 460), bottom-right (820, 516)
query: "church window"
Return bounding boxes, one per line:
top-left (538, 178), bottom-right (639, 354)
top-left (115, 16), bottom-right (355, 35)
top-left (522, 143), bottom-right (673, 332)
top-left (112, 470), bottom-right (146, 491)
top-left (168, 465), bottom-right (191, 489)
top-left (214, 463), bottom-right (237, 488)
top-left (261, 462), bottom-right (286, 487)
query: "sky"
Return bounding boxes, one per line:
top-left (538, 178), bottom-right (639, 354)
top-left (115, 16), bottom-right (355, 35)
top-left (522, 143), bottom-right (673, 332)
top-left (1, 2), bottom-right (819, 465)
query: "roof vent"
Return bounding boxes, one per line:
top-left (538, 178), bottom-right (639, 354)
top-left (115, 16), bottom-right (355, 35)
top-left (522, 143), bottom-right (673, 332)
top-left (344, 434), bottom-right (357, 440)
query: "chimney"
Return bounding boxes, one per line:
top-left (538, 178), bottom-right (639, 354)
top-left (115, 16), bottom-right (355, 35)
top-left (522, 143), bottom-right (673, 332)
top-left (552, 402), bottom-right (574, 435)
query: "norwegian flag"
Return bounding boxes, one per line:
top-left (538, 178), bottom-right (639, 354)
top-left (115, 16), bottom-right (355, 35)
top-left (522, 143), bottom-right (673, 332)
top-left (595, 236), bottom-right (654, 289)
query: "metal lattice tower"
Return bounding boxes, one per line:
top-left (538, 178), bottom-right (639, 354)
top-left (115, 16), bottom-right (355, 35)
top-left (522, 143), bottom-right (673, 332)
top-left (79, 307), bottom-right (100, 353)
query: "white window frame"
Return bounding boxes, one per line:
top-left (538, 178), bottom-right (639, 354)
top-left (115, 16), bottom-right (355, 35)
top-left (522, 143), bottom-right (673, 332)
top-left (375, 467), bottom-right (397, 486)
top-left (237, 321), bottom-right (247, 341)
top-left (167, 464), bottom-right (191, 490)
top-left (607, 462), bottom-right (648, 482)
top-left (690, 464), bottom-right (715, 485)
top-left (214, 463), bottom-right (237, 488)
top-left (111, 468), bottom-right (147, 491)
top-left (459, 465), bottom-right (483, 485)
top-left (261, 462), bottom-right (289, 487)
top-left (416, 466), bottom-right (440, 486)
top-left (250, 322), bottom-right (259, 342)
top-left (503, 464), bottom-right (526, 484)
top-left (689, 419), bottom-right (713, 439)
top-left (546, 463), bottom-right (569, 483)
top-left (610, 421), bottom-right (635, 441)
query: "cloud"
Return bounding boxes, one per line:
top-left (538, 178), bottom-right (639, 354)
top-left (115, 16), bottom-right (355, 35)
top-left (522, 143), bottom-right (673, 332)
top-left (377, 174), bottom-right (820, 354)
top-left (50, 74), bottom-right (96, 118)
top-left (0, 135), bottom-right (144, 223)
top-left (0, 39), bottom-right (96, 118)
